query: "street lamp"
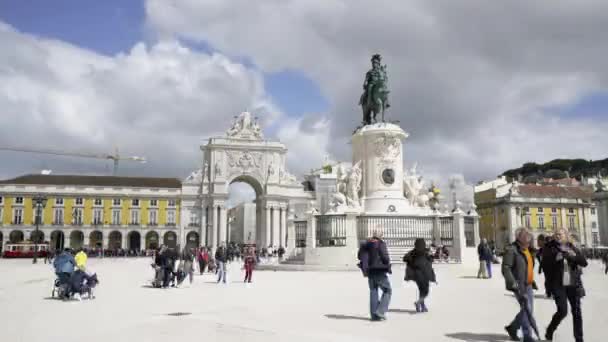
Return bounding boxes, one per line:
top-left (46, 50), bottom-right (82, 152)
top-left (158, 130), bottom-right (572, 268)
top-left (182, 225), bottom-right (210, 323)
top-left (32, 194), bottom-right (48, 264)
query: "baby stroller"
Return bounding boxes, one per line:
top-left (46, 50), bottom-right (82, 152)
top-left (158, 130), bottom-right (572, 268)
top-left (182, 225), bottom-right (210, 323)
top-left (52, 271), bottom-right (99, 300)
top-left (52, 273), bottom-right (71, 299)
top-left (151, 264), bottom-right (165, 288)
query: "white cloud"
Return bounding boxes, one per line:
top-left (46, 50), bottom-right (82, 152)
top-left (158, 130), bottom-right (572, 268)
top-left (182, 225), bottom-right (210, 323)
top-left (145, 0), bottom-right (608, 188)
top-left (0, 22), bottom-right (282, 178)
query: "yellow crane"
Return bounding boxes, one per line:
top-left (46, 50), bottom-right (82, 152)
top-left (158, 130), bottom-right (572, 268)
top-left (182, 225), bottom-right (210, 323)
top-left (0, 146), bottom-right (146, 176)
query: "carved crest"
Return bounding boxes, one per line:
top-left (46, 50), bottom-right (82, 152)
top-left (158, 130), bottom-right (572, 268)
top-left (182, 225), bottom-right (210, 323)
top-left (374, 134), bottom-right (400, 161)
top-left (226, 150), bottom-right (262, 173)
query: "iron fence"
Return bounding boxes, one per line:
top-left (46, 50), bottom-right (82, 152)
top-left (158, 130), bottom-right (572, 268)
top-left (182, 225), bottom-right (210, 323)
top-left (464, 216), bottom-right (475, 247)
top-left (357, 216), bottom-right (434, 248)
top-left (295, 220), bottom-right (307, 248)
top-left (316, 215), bottom-right (347, 247)
top-left (439, 217), bottom-right (454, 247)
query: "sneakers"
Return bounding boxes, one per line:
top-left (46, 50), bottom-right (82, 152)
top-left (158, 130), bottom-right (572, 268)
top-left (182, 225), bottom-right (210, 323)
top-left (522, 336), bottom-right (536, 342)
top-left (420, 302), bottom-right (428, 312)
top-left (504, 325), bottom-right (519, 341)
top-left (415, 301), bottom-right (422, 313)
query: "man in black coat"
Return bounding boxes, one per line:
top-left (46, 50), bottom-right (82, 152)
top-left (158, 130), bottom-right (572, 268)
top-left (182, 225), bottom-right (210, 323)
top-left (542, 229), bottom-right (587, 342)
top-left (215, 244), bottom-right (228, 284)
top-left (502, 228), bottom-right (537, 342)
top-left (358, 230), bottom-right (392, 321)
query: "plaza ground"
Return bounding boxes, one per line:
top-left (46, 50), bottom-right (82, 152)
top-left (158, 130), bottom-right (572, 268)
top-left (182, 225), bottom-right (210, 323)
top-left (1, 258), bottom-right (606, 342)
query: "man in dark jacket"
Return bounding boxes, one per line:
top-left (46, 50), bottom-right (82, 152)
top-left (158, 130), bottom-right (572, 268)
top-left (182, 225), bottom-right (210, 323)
top-left (542, 229), bottom-right (587, 342)
top-left (477, 238), bottom-right (492, 279)
top-left (358, 230), bottom-right (392, 321)
top-left (502, 228), bottom-right (537, 342)
top-left (215, 244), bottom-right (228, 284)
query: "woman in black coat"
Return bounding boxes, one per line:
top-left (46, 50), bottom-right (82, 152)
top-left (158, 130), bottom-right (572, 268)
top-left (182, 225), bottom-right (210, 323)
top-left (403, 238), bottom-right (436, 312)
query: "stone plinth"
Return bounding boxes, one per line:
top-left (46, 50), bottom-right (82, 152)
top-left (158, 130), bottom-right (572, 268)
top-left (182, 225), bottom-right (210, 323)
top-left (352, 123), bottom-right (412, 214)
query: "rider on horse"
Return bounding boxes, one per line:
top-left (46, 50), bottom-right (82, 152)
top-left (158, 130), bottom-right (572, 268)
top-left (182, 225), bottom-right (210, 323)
top-left (359, 54), bottom-right (391, 125)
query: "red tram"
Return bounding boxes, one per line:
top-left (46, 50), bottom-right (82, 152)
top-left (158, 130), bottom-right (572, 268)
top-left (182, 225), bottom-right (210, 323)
top-left (2, 241), bottom-right (50, 258)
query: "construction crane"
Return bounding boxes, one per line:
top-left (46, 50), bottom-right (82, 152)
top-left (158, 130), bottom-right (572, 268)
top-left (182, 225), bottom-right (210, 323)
top-left (0, 146), bottom-right (146, 176)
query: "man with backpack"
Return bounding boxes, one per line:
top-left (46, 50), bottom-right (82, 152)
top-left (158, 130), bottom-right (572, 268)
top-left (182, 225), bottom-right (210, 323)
top-left (357, 229), bottom-right (392, 321)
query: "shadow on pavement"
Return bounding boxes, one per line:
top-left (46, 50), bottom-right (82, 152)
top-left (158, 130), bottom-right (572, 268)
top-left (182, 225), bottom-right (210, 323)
top-left (504, 293), bottom-right (551, 300)
top-left (325, 314), bottom-right (370, 321)
top-left (388, 308), bottom-right (418, 314)
top-left (459, 276), bottom-right (487, 279)
top-left (445, 332), bottom-right (511, 341)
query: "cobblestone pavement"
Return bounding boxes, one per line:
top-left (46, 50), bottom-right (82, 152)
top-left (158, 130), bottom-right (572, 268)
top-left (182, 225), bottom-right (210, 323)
top-left (0, 258), bottom-right (606, 341)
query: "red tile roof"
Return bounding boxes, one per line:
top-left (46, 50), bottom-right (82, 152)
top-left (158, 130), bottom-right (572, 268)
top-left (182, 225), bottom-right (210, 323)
top-left (0, 174), bottom-right (182, 188)
top-left (515, 184), bottom-right (593, 200)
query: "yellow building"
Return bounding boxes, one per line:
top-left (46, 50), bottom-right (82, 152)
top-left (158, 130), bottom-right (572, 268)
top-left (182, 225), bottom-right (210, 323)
top-left (475, 180), bottom-right (598, 251)
top-left (0, 174), bottom-right (187, 252)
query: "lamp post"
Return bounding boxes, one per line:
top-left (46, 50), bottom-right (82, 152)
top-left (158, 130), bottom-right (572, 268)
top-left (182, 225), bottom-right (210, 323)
top-left (32, 195), bottom-right (48, 264)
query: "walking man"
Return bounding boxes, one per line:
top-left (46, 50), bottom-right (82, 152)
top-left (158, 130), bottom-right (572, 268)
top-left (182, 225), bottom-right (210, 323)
top-left (502, 227), bottom-right (538, 342)
top-left (215, 243), bottom-right (228, 284)
top-left (542, 228), bottom-right (588, 342)
top-left (357, 229), bottom-right (392, 321)
top-left (477, 238), bottom-right (492, 279)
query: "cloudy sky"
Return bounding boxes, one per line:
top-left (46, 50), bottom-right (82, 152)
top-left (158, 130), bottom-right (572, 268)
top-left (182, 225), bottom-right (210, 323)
top-left (1, 0), bottom-right (607, 203)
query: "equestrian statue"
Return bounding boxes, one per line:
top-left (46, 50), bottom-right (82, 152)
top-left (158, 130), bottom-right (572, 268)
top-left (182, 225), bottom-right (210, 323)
top-left (359, 54), bottom-right (391, 125)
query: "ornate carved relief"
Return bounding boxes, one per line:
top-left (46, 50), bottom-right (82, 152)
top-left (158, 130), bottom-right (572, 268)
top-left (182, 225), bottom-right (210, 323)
top-left (226, 150), bottom-right (263, 173)
top-left (374, 134), bottom-right (400, 161)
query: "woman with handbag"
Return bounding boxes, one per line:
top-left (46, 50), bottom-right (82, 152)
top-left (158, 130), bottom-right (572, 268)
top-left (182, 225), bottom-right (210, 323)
top-left (541, 229), bottom-right (588, 342)
top-left (403, 238), bottom-right (436, 313)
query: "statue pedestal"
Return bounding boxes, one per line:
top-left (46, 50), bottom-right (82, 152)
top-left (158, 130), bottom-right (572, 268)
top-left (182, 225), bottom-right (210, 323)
top-left (352, 123), bottom-right (413, 214)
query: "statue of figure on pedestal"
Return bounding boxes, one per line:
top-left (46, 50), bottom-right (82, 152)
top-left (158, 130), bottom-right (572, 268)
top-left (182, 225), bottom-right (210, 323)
top-left (359, 54), bottom-right (391, 125)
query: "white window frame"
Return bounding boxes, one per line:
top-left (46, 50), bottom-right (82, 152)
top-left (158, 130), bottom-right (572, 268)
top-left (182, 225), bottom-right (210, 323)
top-left (568, 208), bottom-right (574, 214)
top-left (13, 208), bottom-right (23, 224)
top-left (93, 209), bottom-right (103, 225)
top-left (55, 198), bottom-right (64, 206)
top-left (537, 207), bottom-right (544, 213)
top-left (167, 210), bottom-right (176, 225)
top-left (94, 198), bottom-right (103, 206)
top-left (15, 197), bottom-right (24, 205)
top-left (73, 208), bottom-right (83, 225)
top-left (112, 210), bottom-right (121, 225)
top-left (75, 197), bottom-right (84, 206)
top-left (568, 216), bottom-right (576, 230)
top-left (113, 198), bottom-right (121, 206)
top-left (552, 216), bottom-right (558, 229)
top-left (130, 210), bottom-right (140, 225)
top-left (132, 199), bottom-right (140, 207)
top-left (591, 208), bottom-right (596, 215)
top-left (150, 199), bottom-right (158, 207)
top-left (551, 207), bottom-right (557, 213)
top-left (538, 216), bottom-right (544, 229)
top-left (53, 208), bottom-right (64, 225)
top-left (189, 210), bottom-right (199, 226)
top-left (524, 215), bottom-right (531, 228)
top-left (149, 210), bottom-right (158, 225)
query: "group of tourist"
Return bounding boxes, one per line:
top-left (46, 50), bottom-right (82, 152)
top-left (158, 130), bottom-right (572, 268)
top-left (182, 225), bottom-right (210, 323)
top-left (359, 227), bottom-right (589, 342)
top-left (52, 247), bottom-right (99, 300)
top-left (357, 230), bottom-right (437, 320)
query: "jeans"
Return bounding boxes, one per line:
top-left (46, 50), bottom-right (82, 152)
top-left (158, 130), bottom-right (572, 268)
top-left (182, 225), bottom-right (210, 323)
top-left (486, 260), bottom-right (493, 278)
top-left (509, 285), bottom-right (534, 338)
top-left (478, 261), bottom-right (488, 278)
top-left (368, 272), bottom-right (392, 319)
top-left (244, 265), bottom-right (253, 283)
top-left (216, 261), bottom-right (227, 284)
top-left (547, 286), bottom-right (583, 342)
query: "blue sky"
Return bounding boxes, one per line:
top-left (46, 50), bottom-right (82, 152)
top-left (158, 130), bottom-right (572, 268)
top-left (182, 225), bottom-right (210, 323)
top-left (0, 0), bottom-right (327, 117)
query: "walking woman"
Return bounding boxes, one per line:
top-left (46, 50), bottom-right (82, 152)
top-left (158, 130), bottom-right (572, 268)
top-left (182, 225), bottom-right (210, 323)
top-left (403, 238), bottom-right (436, 312)
top-left (243, 247), bottom-right (256, 283)
top-left (542, 228), bottom-right (588, 342)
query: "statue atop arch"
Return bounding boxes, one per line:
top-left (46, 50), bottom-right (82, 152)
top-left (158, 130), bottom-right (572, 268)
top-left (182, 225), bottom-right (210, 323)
top-left (226, 111), bottom-right (264, 140)
top-left (359, 54), bottom-right (391, 125)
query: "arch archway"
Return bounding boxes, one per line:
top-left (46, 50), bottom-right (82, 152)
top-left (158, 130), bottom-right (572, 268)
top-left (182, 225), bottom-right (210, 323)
top-left (50, 231), bottom-right (65, 251)
top-left (30, 230), bottom-right (45, 244)
top-left (108, 231), bottom-right (122, 250)
top-left (70, 230), bottom-right (84, 249)
top-left (186, 231), bottom-right (199, 251)
top-left (9, 230), bottom-right (24, 243)
top-left (89, 231), bottom-right (103, 248)
top-left (163, 231), bottom-right (177, 249)
top-left (145, 231), bottom-right (159, 250)
top-left (128, 231), bottom-right (141, 251)
top-left (227, 175), bottom-right (263, 247)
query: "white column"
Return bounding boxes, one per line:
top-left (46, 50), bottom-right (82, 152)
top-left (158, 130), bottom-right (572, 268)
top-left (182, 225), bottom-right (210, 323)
top-left (219, 206), bottom-right (227, 245)
top-left (209, 206), bottom-right (217, 250)
top-left (121, 233), bottom-right (127, 251)
top-left (272, 207), bottom-right (280, 247)
top-left (452, 209), bottom-right (466, 263)
top-left (265, 205), bottom-right (272, 247)
top-left (201, 206), bottom-right (207, 247)
top-left (140, 233), bottom-right (146, 251)
top-left (280, 206), bottom-right (287, 247)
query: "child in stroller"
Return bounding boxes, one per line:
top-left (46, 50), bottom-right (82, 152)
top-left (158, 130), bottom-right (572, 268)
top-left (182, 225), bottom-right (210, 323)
top-left (53, 270), bottom-right (99, 300)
